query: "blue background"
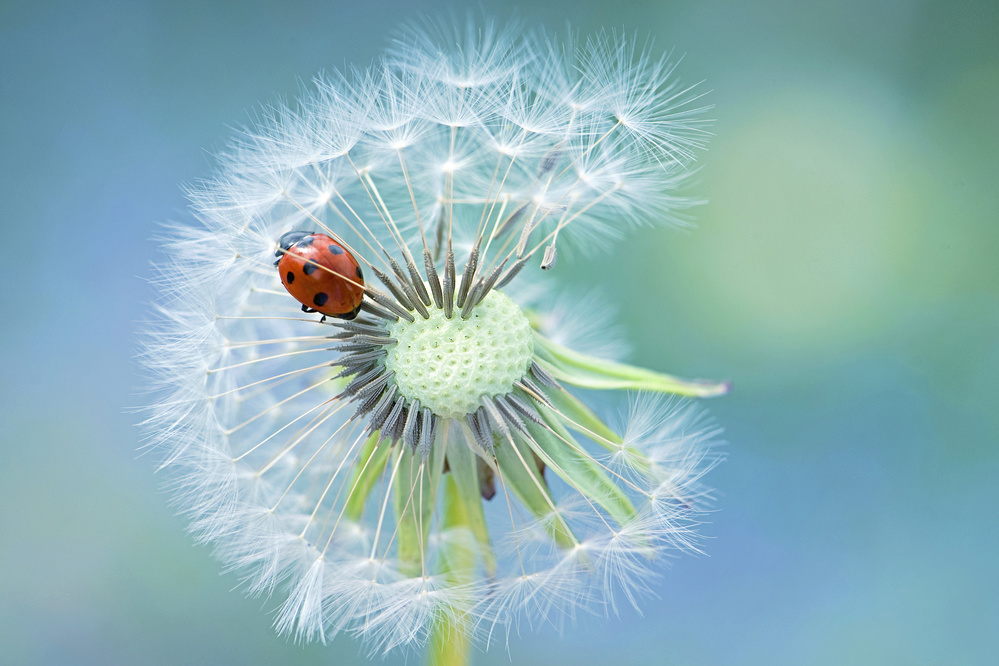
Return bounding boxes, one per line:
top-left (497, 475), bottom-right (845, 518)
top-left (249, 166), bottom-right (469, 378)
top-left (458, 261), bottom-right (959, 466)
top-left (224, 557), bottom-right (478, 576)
top-left (1, 0), bottom-right (996, 664)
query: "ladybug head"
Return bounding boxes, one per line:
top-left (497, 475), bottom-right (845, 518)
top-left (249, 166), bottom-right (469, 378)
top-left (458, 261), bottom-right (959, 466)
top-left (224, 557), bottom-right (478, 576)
top-left (276, 230), bottom-right (314, 255)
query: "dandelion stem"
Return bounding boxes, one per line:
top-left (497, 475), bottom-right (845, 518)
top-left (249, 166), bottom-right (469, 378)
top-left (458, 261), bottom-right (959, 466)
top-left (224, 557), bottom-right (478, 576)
top-left (426, 611), bottom-right (471, 666)
top-left (426, 474), bottom-right (475, 666)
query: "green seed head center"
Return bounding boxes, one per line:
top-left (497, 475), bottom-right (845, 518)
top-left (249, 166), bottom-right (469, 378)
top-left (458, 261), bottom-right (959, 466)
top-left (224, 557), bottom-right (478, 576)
top-left (384, 290), bottom-right (534, 418)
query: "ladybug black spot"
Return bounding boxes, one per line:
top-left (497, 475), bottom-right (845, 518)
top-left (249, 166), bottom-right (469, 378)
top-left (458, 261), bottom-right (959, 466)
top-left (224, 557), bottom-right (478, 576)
top-left (313, 292), bottom-right (328, 307)
top-left (286, 271), bottom-right (295, 284)
top-left (328, 244), bottom-right (344, 255)
top-left (303, 261), bottom-right (318, 276)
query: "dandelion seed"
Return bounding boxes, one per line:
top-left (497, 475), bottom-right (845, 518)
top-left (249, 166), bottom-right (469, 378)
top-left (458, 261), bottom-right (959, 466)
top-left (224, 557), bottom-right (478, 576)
top-left (142, 18), bottom-right (728, 661)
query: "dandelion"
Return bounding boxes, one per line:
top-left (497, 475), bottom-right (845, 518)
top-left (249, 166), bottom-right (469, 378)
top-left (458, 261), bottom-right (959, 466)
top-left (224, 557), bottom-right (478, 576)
top-left (142, 19), bottom-right (728, 663)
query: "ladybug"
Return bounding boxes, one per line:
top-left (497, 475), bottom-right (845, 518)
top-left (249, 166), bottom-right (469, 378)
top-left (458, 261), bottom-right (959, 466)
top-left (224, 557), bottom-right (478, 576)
top-left (274, 230), bottom-right (364, 320)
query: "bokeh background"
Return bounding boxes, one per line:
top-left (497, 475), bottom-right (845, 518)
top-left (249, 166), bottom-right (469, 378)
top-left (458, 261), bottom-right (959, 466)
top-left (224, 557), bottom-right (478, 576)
top-left (2, 0), bottom-right (996, 664)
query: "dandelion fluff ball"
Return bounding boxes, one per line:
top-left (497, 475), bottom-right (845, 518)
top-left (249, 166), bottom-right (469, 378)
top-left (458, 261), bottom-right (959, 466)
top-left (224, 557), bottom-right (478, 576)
top-left (143, 19), bottom-right (728, 654)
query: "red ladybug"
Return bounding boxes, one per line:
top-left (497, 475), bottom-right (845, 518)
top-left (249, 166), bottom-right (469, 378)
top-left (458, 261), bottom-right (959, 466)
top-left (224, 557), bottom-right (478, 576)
top-left (274, 231), bottom-right (364, 320)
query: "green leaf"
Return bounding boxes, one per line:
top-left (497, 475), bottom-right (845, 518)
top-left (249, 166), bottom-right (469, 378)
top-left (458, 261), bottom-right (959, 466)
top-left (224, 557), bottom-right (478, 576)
top-left (439, 474), bottom-right (477, 570)
top-left (544, 387), bottom-right (654, 477)
top-left (393, 444), bottom-right (442, 578)
top-left (443, 437), bottom-right (497, 575)
top-left (523, 409), bottom-right (638, 529)
top-left (343, 433), bottom-right (391, 522)
top-left (491, 429), bottom-right (578, 550)
top-left (533, 333), bottom-right (731, 397)
top-left (544, 385), bottom-right (622, 449)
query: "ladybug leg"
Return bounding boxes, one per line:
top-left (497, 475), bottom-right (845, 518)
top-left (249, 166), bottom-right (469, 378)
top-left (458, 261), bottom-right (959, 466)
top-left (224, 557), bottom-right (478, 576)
top-left (301, 304), bottom-right (318, 314)
top-left (320, 315), bottom-right (327, 324)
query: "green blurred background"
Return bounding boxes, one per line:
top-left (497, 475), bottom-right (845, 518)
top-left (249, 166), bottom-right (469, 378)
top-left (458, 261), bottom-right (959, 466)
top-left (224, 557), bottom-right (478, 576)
top-left (2, 0), bottom-right (996, 664)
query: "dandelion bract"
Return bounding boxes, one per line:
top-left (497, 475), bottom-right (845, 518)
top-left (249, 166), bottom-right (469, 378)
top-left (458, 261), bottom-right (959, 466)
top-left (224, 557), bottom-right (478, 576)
top-left (142, 19), bottom-right (727, 658)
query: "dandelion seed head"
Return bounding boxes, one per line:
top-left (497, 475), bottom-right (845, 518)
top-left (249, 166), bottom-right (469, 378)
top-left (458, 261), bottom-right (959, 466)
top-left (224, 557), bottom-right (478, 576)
top-left (142, 16), bottom-right (726, 656)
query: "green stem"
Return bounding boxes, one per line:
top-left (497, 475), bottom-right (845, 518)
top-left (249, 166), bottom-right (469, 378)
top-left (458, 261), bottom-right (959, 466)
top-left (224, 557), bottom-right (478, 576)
top-left (425, 474), bottom-right (474, 666)
top-left (426, 616), bottom-right (471, 666)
